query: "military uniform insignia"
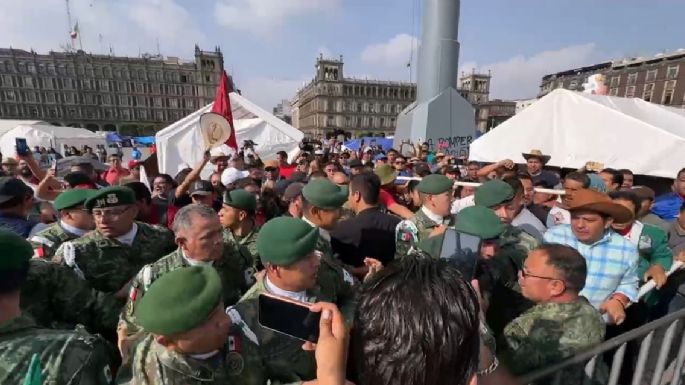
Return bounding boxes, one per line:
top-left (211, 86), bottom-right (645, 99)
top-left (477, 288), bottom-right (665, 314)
top-left (226, 351), bottom-right (245, 375)
top-left (243, 267), bottom-right (257, 286)
top-left (638, 235), bottom-right (652, 252)
top-left (395, 220), bottom-right (419, 244)
top-left (127, 286), bottom-right (138, 316)
top-left (106, 193), bottom-right (119, 204)
top-left (103, 365), bottom-right (113, 383)
top-left (342, 269), bottom-right (354, 285)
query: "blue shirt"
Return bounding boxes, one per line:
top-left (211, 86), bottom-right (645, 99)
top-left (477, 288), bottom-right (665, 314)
top-left (652, 192), bottom-right (683, 221)
top-left (543, 225), bottom-right (639, 309)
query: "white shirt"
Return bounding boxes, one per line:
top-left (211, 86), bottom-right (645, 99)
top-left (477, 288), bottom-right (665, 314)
top-left (421, 206), bottom-right (447, 225)
top-left (115, 223), bottom-right (138, 246)
top-left (451, 195), bottom-right (475, 214)
top-left (265, 275), bottom-right (308, 303)
top-left (303, 216), bottom-right (330, 242)
top-left (60, 220), bottom-right (89, 237)
top-left (547, 206), bottom-right (570, 229)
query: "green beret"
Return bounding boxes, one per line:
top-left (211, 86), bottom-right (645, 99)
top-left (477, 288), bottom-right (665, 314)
top-left (302, 179), bottom-right (347, 210)
top-left (417, 174), bottom-right (453, 194)
top-left (223, 189), bottom-right (257, 212)
top-left (257, 217), bottom-right (319, 266)
top-left (0, 229), bottom-right (33, 270)
top-left (85, 186), bottom-right (136, 211)
top-left (54, 189), bottom-right (94, 211)
top-left (135, 266), bottom-right (222, 336)
top-left (455, 206), bottom-right (504, 240)
top-left (474, 180), bottom-right (515, 208)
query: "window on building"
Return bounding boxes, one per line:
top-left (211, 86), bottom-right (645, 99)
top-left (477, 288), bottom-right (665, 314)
top-left (643, 83), bottom-right (655, 102)
top-left (122, 109), bottom-right (130, 120)
top-left (569, 80), bottom-right (578, 90)
top-left (668, 65), bottom-right (680, 79)
top-left (628, 73), bottom-right (638, 85)
top-left (646, 69), bottom-right (658, 82)
top-left (380, 118), bottom-right (385, 127)
top-left (46, 93), bottom-right (56, 103)
top-left (155, 110), bottom-right (164, 120)
top-left (5, 90), bottom-right (16, 101)
top-left (556, 81), bottom-right (564, 88)
top-left (25, 92), bottom-right (36, 102)
top-left (135, 83), bottom-right (144, 93)
top-left (663, 80), bottom-right (677, 104)
top-left (610, 88), bottom-right (619, 96)
top-left (169, 98), bottom-right (178, 108)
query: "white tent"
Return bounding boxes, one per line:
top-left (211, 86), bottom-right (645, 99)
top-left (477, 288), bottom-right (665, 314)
top-left (0, 124), bottom-right (106, 158)
top-left (469, 89), bottom-right (685, 178)
top-left (0, 120), bottom-right (48, 138)
top-left (156, 92), bottom-right (304, 178)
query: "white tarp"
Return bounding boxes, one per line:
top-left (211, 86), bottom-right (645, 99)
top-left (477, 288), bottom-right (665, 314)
top-left (0, 120), bottom-right (48, 139)
top-left (0, 124), bottom-right (106, 158)
top-left (156, 92), bottom-right (304, 178)
top-left (469, 89), bottom-right (685, 178)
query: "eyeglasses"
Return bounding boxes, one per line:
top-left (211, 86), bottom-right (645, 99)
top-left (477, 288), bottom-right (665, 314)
top-left (92, 206), bottom-right (130, 219)
top-left (520, 269), bottom-right (562, 282)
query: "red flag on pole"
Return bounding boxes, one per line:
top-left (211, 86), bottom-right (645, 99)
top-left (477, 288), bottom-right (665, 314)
top-left (211, 70), bottom-right (238, 150)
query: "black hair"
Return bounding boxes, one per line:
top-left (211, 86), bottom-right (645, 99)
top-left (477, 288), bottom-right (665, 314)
top-left (124, 182), bottom-right (153, 205)
top-left (564, 171), bottom-right (591, 188)
top-left (600, 168), bottom-right (624, 188)
top-left (677, 168), bottom-right (685, 180)
top-left (618, 168), bottom-right (633, 177)
top-left (502, 175), bottom-right (524, 196)
top-left (155, 173), bottom-right (176, 187)
top-left (0, 195), bottom-right (26, 210)
top-left (467, 161), bottom-right (479, 168)
top-left (352, 255), bottom-right (479, 385)
top-left (64, 171), bottom-right (95, 188)
top-left (609, 190), bottom-right (641, 215)
top-left (407, 180), bottom-right (420, 193)
top-left (173, 170), bottom-right (191, 186)
top-left (536, 244), bottom-right (587, 293)
top-left (0, 261), bottom-right (29, 293)
top-left (350, 173), bottom-right (380, 206)
top-left (234, 177), bottom-right (258, 189)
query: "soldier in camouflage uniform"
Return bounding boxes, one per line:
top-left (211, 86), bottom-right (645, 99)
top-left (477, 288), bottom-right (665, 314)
top-left (301, 179), bottom-right (357, 320)
top-left (117, 204), bottom-right (252, 377)
top-left (29, 188), bottom-right (95, 260)
top-left (219, 189), bottom-right (261, 270)
top-left (501, 244), bottom-right (606, 383)
top-left (232, 217), bottom-right (348, 384)
top-left (53, 186), bottom-right (176, 294)
top-left (395, 174), bottom-right (455, 259)
top-left (0, 229), bottom-right (115, 385)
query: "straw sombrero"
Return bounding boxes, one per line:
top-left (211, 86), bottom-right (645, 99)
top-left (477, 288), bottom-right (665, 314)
top-left (522, 149), bottom-right (551, 164)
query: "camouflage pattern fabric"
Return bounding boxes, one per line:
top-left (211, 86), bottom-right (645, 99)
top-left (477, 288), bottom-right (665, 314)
top-left (223, 226), bottom-right (261, 270)
top-left (54, 222), bottom-right (176, 293)
top-left (395, 208), bottom-right (450, 259)
top-left (501, 297), bottom-right (606, 382)
top-left (28, 222), bottom-right (80, 260)
top-left (0, 316), bottom-right (114, 385)
top-left (22, 258), bottom-right (123, 333)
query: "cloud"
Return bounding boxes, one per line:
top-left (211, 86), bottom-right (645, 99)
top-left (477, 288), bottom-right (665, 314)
top-left (240, 76), bottom-right (311, 111)
top-left (214, 0), bottom-right (340, 35)
top-left (462, 43), bottom-right (607, 100)
top-left (0, 0), bottom-right (207, 59)
top-left (361, 33), bottom-right (419, 77)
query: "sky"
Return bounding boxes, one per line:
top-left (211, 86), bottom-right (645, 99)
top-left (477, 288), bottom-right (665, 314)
top-left (1, 0), bottom-right (684, 111)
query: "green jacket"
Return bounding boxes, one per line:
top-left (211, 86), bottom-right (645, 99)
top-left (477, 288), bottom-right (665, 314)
top-left (0, 316), bottom-right (114, 385)
top-left (29, 222), bottom-right (81, 260)
top-left (634, 223), bottom-right (673, 306)
top-left (501, 297), bottom-right (606, 381)
top-left (223, 226), bottom-right (261, 269)
top-left (22, 258), bottom-right (123, 334)
top-left (54, 222), bottom-right (176, 293)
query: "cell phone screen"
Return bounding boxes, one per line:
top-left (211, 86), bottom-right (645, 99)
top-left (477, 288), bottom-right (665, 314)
top-left (258, 294), bottom-right (321, 343)
top-left (15, 138), bottom-right (30, 156)
top-left (439, 229), bottom-right (481, 280)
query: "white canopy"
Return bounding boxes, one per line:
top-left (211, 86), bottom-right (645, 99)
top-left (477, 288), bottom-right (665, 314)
top-left (156, 92), bottom-right (304, 178)
top-left (0, 124), bottom-right (106, 158)
top-left (0, 120), bottom-right (48, 138)
top-left (469, 89), bottom-right (685, 178)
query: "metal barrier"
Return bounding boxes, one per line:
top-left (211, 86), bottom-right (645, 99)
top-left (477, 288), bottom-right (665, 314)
top-left (520, 308), bottom-right (685, 385)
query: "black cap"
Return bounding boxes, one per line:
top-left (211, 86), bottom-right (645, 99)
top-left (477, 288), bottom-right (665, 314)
top-left (0, 177), bottom-right (33, 204)
top-left (189, 180), bottom-right (214, 196)
top-left (348, 159), bottom-right (363, 168)
top-left (446, 165), bottom-right (460, 174)
top-left (289, 171), bottom-right (308, 183)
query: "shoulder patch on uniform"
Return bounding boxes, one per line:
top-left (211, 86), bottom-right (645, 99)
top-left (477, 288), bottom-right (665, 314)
top-left (226, 351), bottom-right (245, 375)
top-left (396, 220), bottom-right (419, 243)
top-left (30, 235), bottom-right (54, 247)
top-left (62, 242), bottom-right (85, 280)
top-left (142, 265), bottom-right (153, 290)
top-left (226, 307), bottom-right (259, 346)
top-left (342, 268), bottom-right (354, 285)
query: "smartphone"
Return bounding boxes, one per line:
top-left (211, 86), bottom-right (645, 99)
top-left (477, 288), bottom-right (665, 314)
top-left (439, 229), bottom-right (481, 280)
top-left (15, 138), bottom-right (30, 156)
top-left (258, 294), bottom-right (320, 343)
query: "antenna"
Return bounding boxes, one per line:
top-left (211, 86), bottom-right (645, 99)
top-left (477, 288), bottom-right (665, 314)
top-left (156, 38), bottom-right (161, 57)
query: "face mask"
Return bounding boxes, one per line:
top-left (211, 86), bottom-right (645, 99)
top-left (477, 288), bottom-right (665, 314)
top-left (184, 255), bottom-right (214, 267)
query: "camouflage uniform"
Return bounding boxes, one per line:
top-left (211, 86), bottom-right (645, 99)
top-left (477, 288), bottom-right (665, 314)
top-left (501, 297), bottom-right (606, 382)
top-left (0, 315), bottom-right (114, 385)
top-left (29, 222), bottom-right (82, 260)
top-left (54, 222), bottom-right (176, 293)
top-left (223, 226), bottom-right (261, 270)
top-left (485, 224), bottom-right (539, 344)
top-left (22, 258), bottom-right (123, 333)
top-left (394, 208), bottom-right (452, 259)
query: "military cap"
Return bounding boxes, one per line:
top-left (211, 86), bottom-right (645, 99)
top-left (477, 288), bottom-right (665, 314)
top-left (0, 177), bottom-right (33, 204)
top-left (302, 179), bottom-right (347, 210)
top-left (135, 266), bottom-right (222, 336)
top-left (455, 206), bottom-right (504, 240)
top-left (0, 229), bottom-right (33, 270)
top-left (222, 189), bottom-right (257, 211)
top-left (54, 189), bottom-right (94, 210)
top-left (417, 174), bottom-right (453, 194)
top-left (257, 217), bottom-right (319, 266)
top-left (474, 180), bottom-right (515, 208)
top-left (85, 186), bottom-right (136, 211)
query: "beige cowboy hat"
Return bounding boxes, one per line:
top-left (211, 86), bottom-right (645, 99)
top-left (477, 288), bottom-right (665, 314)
top-left (199, 112), bottom-right (232, 150)
top-left (522, 149), bottom-right (551, 164)
top-left (565, 188), bottom-right (634, 224)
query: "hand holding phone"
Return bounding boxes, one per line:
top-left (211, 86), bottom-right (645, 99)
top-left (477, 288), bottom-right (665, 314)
top-left (258, 294), bottom-right (321, 343)
top-left (15, 138), bottom-right (30, 157)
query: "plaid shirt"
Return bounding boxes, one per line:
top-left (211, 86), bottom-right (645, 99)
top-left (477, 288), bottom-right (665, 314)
top-left (543, 225), bottom-right (639, 309)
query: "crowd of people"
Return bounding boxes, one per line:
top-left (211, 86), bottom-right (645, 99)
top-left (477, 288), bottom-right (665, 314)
top-left (1, 138), bottom-right (685, 385)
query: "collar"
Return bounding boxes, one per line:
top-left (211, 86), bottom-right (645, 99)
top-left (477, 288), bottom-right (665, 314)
top-left (265, 275), bottom-right (308, 302)
top-left (421, 206), bottom-right (446, 225)
top-left (115, 223), bottom-right (138, 246)
top-left (181, 250), bottom-right (214, 267)
top-left (620, 221), bottom-right (644, 245)
top-left (60, 220), bottom-right (89, 237)
top-left (189, 350), bottom-right (221, 360)
top-left (303, 216), bottom-right (330, 241)
top-left (675, 221), bottom-right (685, 236)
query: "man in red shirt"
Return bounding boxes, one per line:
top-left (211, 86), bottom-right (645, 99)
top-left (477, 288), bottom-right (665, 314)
top-left (101, 153), bottom-right (130, 186)
top-left (277, 150), bottom-right (296, 180)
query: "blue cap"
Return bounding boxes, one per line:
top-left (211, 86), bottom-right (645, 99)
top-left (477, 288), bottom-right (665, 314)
top-left (374, 153), bottom-right (387, 161)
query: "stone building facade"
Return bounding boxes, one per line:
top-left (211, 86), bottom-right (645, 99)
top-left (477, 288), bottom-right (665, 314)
top-left (0, 45), bottom-right (229, 134)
